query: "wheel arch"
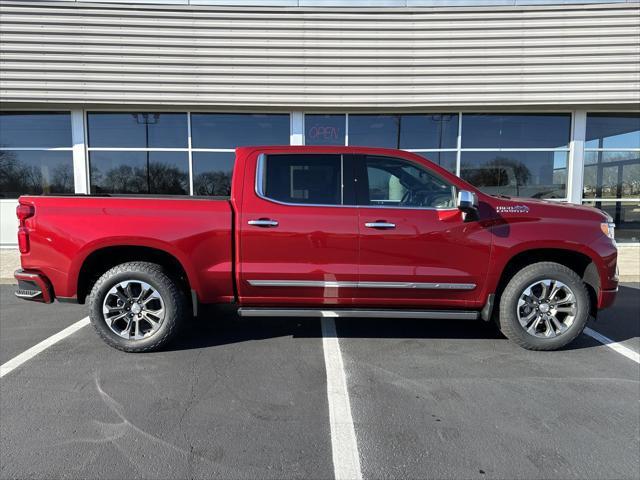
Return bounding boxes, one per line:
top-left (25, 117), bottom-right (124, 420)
top-left (76, 245), bottom-right (193, 304)
top-left (494, 248), bottom-right (599, 318)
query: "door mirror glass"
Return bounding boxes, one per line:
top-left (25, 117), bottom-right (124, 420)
top-left (457, 190), bottom-right (479, 221)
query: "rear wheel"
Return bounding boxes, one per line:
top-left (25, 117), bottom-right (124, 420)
top-left (497, 262), bottom-right (590, 351)
top-left (88, 261), bottom-right (187, 352)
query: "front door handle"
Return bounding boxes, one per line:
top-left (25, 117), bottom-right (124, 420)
top-left (365, 221), bottom-right (396, 229)
top-left (248, 219), bottom-right (279, 227)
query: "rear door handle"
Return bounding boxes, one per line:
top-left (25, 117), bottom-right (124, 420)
top-left (248, 219), bottom-right (279, 227)
top-left (365, 221), bottom-right (396, 229)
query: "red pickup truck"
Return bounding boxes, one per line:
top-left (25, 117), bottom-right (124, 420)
top-left (14, 146), bottom-right (618, 352)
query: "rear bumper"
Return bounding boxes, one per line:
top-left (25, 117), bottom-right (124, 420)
top-left (598, 287), bottom-right (618, 310)
top-left (14, 269), bottom-right (54, 303)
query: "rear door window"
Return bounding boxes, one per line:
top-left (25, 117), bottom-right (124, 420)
top-left (260, 154), bottom-right (346, 205)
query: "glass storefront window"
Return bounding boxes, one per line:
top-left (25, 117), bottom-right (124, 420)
top-left (87, 113), bottom-right (188, 148)
top-left (0, 112), bottom-right (74, 198)
top-left (413, 151), bottom-right (457, 174)
top-left (191, 113), bottom-right (290, 148)
top-left (462, 114), bottom-right (571, 149)
top-left (399, 114), bottom-right (458, 149)
top-left (585, 113), bottom-right (640, 150)
top-left (582, 201), bottom-right (640, 243)
top-left (305, 114), bottom-right (346, 146)
top-left (460, 151), bottom-right (568, 199)
top-left (348, 114), bottom-right (458, 149)
top-left (0, 150), bottom-right (74, 198)
top-left (0, 112), bottom-right (72, 148)
top-left (583, 151), bottom-right (640, 199)
top-left (89, 151), bottom-right (189, 195)
top-left (192, 152), bottom-right (235, 197)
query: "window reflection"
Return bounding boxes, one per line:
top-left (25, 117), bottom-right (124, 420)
top-left (0, 112), bottom-right (72, 148)
top-left (413, 151), bottom-right (457, 174)
top-left (462, 114), bottom-right (571, 149)
top-left (192, 152), bottom-right (235, 197)
top-left (460, 151), bottom-right (567, 199)
top-left (90, 151), bottom-right (188, 195)
top-left (583, 151), bottom-right (640, 199)
top-left (585, 113), bottom-right (640, 149)
top-left (191, 114), bottom-right (290, 148)
top-left (348, 114), bottom-right (458, 149)
top-left (87, 113), bottom-right (188, 148)
top-left (0, 150), bottom-right (74, 198)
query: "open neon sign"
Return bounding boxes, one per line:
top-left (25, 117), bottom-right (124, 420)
top-left (308, 125), bottom-right (341, 141)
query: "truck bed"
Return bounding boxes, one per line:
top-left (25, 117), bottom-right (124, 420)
top-left (18, 195), bottom-right (235, 304)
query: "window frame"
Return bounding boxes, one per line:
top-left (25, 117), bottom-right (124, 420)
top-left (255, 152), bottom-right (458, 211)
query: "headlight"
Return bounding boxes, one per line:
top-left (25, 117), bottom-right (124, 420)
top-left (600, 222), bottom-right (616, 240)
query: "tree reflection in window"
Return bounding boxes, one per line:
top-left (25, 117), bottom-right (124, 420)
top-left (461, 152), bottom-right (567, 199)
top-left (0, 150), bottom-right (74, 198)
top-left (89, 152), bottom-right (188, 195)
top-left (192, 152), bottom-right (235, 198)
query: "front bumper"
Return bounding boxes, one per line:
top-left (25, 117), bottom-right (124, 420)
top-left (14, 269), bottom-right (54, 303)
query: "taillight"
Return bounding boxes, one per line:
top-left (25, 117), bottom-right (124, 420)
top-left (16, 203), bottom-right (34, 254)
top-left (18, 228), bottom-right (29, 254)
top-left (16, 204), bottom-right (34, 225)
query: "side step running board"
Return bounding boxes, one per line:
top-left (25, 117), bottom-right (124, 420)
top-left (238, 308), bottom-right (479, 320)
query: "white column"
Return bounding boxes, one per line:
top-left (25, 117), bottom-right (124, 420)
top-left (71, 109), bottom-right (88, 194)
top-left (187, 112), bottom-right (194, 195)
top-left (290, 111), bottom-right (304, 145)
top-left (456, 112), bottom-right (463, 177)
top-left (568, 110), bottom-right (587, 204)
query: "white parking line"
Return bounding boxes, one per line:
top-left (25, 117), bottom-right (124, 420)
top-left (320, 315), bottom-right (363, 480)
top-left (584, 327), bottom-right (640, 364)
top-left (0, 317), bottom-right (90, 378)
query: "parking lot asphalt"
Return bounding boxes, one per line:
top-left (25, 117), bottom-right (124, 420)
top-left (0, 283), bottom-right (638, 480)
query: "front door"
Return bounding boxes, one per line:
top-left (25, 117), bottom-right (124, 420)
top-left (238, 151), bottom-right (359, 306)
top-left (354, 154), bottom-right (492, 309)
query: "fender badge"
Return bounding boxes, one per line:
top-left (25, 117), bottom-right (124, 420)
top-left (496, 205), bottom-right (530, 214)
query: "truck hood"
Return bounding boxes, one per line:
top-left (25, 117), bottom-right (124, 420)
top-left (485, 195), bottom-right (610, 222)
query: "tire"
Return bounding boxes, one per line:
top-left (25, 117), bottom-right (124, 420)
top-left (497, 261), bottom-right (590, 351)
top-left (88, 261), bottom-right (187, 353)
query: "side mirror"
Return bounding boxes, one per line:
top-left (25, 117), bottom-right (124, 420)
top-left (457, 190), bottom-right (479, 222)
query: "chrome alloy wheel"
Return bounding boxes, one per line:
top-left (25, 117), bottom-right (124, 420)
top-left (517, 279), bottom-right (577, 338)
top-left (102, 280), bottom-right (166, 340)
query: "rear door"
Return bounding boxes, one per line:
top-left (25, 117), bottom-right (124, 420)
top-left (354, 154), bottom-right (492, 309)
top-left (238, 151), bottom-right (359, 306)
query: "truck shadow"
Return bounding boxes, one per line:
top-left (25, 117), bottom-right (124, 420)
top-left (167, 285), bottom-right (638, 353)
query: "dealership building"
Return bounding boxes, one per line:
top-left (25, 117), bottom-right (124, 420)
top-left (0, 0), bottom-right (639, 271)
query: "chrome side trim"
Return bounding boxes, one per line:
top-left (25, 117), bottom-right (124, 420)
top-left (249, 280), bottom-right (358, 288)
top-left (239, 308), bottom-right (479, 320)
top-left (247, 280), bottom-right (476, 290)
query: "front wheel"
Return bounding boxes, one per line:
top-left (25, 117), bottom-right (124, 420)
top-left (497, 262), bottom-right (590, 351)
top-left (88, 262), bottom-right (187, 352)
